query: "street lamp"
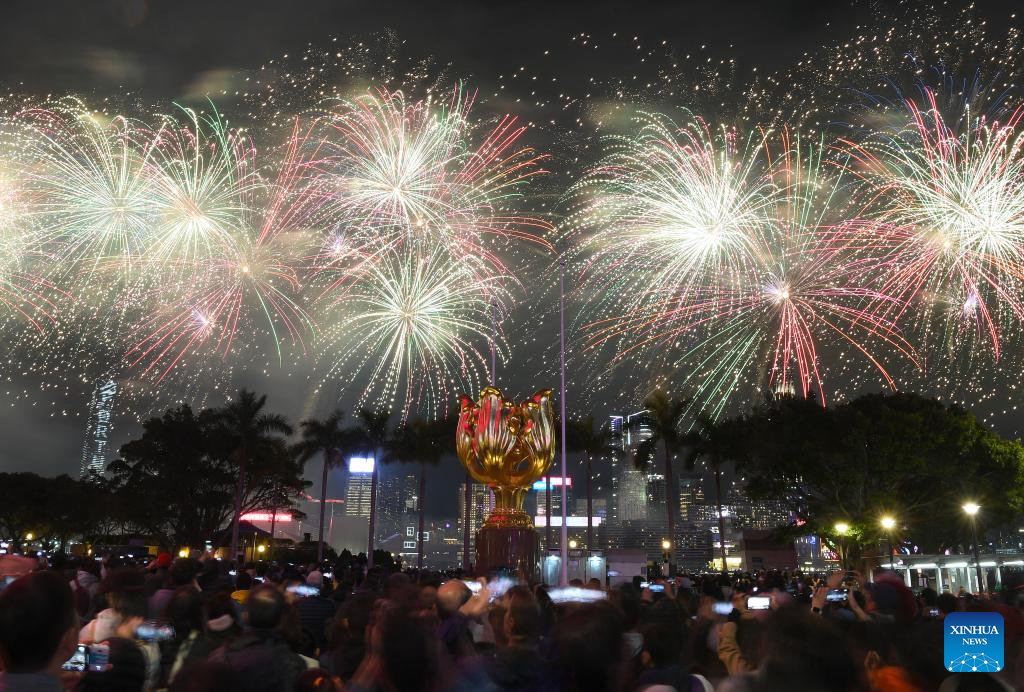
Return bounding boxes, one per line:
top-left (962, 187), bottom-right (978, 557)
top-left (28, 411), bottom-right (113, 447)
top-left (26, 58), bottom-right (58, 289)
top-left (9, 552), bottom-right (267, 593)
top-left (25, 532), bottom-right (33, 541)
top-left (834, 522), bottom-right (849, 569)
top-left (661, 539), bottom-right (671, 577)
top-left (880, 516), bottom-right (896, 571)
top-left (963, 503), bottom-right (985, 594)
top-left (257, 544), bottom-right (266, 555)
top-left (569, 539), bottom-right (578, 550)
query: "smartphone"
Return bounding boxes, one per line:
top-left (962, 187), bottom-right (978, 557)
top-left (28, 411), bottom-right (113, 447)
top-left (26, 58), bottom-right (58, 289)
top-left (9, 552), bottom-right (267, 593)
top-left (62, 645), bottom-right (88, 672)
top-left (929, 607), bottom-right (940, 617)
top-left (88, 642), bottom-right (109, 672)
top-left (135, 621), bottom-right (175, 642)
top-left (639, 581), bottom-right (650, 589)
top-left (463, 579), bottom-right (482, 593)
top-left (747, 595), bottom-right (771, 610)
top-left (826, 588), bottom-right (848, 603)
top-left (649, 583), bottom-right (665, 593)
top-left (712, 602), bottom-right (734, 615)
top-left (228, 569), bottom-right (237, 576)
top-left (286, 584), bottom-right (319, 597)
top-left (322, 572), bottom-right (333, 579)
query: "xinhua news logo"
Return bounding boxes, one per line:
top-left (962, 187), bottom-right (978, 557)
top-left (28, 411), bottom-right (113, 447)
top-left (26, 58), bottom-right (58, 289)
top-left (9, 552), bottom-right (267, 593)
top-left (944, 612), bottom-right (1004, 673)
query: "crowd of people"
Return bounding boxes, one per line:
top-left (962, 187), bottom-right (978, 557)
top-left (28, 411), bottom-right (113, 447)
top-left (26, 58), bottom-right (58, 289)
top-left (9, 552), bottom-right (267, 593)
top-left (0, 551), bottom-right (1021, 691)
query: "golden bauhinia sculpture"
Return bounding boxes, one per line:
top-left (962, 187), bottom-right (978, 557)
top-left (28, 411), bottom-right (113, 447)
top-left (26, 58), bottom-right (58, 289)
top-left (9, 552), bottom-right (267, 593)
top-left (456, 387), bottom-right (556, 529)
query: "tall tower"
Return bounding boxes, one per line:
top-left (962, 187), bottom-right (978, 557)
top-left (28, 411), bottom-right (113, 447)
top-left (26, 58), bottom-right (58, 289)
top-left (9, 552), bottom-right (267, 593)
top-left (343, 457), bottom-right (374, 517)
top-left (80, 379), bottom-right (117, 479)
top-left (458, 482), bottom-right (494, 561)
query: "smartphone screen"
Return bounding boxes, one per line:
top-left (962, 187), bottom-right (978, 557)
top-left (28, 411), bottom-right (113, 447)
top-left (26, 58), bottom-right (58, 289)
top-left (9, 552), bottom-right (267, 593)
top-left (135, 622), bottom-right (175, 642)
top-left (88, 642), bottom-right (108, 672)
top-left (62, 645), bottom-right (88, 672)
top-left (649, 584), bottom-right (665, 593)
top-left (826, 588), bottom-right (848, 602)
top-left (712, 602), bottom-right (734, 615)
top-left (747, 595), bottom-right (771, 610)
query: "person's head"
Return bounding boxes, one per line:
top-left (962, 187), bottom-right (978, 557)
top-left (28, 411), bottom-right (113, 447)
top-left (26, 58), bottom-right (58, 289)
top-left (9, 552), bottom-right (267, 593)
top-left (205, 592), bottom-right (241, 637)
top-left (306, 570), bottom-right (324, 589)
top-left (917, 587), bottom-right (938, 608)
top-left (168, 558), bottom-right (198, 588)
top-left (639, 622), bottom-right (677, 669)
top-left (247, 585), bottom-right (287, 630)
top-left (328, 591), bottom-right (376, 649)
top-left (936, 592), bottom-right (959, 616)
top-left (102, 570), bottom-right (147, 620)
top-left (436, 579), bottom-right (471, 618)
top-left (163, 587), bottom-right (204, 638)
top-left (756, 607), bottom-right (862, 692)
top-left (376, 610), bottom-right (439, 692)
top-left (76, 637), bottom-right (147, 692)
top-left (503, 586), bottom-right (541, 644)
top-left (0, 570), bottom-right (78, 675)
top-left (587, 578), bottom-right (602, 591)
top-left (234, 571), bottom-right (253, 591)
top-left (553, 602), bottom-right (625, 692)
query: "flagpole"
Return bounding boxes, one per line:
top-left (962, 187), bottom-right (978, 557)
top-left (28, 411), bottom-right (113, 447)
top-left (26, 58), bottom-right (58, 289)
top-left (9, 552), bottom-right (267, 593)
top-left (559, 259), bottom-right (569, 586)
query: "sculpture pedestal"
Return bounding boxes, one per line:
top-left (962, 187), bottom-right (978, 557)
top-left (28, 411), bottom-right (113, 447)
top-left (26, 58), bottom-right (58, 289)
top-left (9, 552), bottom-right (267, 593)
top-left (475, 526), bottom-right (540, 581)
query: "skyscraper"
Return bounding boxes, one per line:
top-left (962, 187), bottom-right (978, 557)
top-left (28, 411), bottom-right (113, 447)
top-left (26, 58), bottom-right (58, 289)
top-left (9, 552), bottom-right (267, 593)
top-left (376, 472), bottom-right (418, 539)
top-left (80, 379), bottom-right (117, 479)
top-left (343, 457), bottom-right (374, 517)
top-left (458, 482), bottom-right (494, 561)
top-left (534, 477), bottom-right (572, 519)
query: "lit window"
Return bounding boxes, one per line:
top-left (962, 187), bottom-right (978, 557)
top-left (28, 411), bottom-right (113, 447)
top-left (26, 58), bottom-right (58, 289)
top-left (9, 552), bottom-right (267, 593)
top-left (403, 541), bottom-right (416, 549)
top-left (406, 527), bottom-right (414, 537)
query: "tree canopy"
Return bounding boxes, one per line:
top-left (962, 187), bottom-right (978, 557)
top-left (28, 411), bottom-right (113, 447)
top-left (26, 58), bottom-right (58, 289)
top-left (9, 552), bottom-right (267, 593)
top-left (732, 392), bottom-right (1024, 557)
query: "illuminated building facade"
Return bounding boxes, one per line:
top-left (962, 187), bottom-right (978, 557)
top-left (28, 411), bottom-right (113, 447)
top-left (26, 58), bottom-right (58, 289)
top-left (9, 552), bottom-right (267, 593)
top-left (80, 379), bottom-right (117, 479)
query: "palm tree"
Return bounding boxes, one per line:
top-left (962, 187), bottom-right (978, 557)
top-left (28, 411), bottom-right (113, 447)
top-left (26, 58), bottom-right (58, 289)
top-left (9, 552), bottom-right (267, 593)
top-left (385, 416), bottom-right (452, 570)
top-left (292, 409), bottom-right (355, 563)
top-left (217, 390), bottom-right (294, 562)
top-left (353, 408), bottom-right (391, 567)
top-left (634, 390), bottom-right (688, 570)
top-left (565, 416), bottom-right (614, 553)
top-left (682, 413), bottom-right (733, 573)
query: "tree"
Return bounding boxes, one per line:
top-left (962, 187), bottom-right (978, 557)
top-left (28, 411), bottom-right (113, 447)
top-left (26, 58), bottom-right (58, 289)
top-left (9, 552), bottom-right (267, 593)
top-left (352, 408), bottom-right (391, 568)
top-left (292, 409), bottom-right (356, 563)
top-left (109, 405), bottom-right (230, 548)
top-left (0, 473), bottom-right (56, 551)
top-left (0, 473), bottom-right (113, 552)
top-left (214, 390), bottom-right (294, 561)
top-left (681, 413), bottom-right (740, 572)
top-left (734, 392), bottom-right (1024, 564)
top-left (110, 403), bottom-right (306, 549)
top-left (385, 416), bottom-right (453, 570)
top-left (633, 390), bottom-right (688, 567)
top-left (565, 416), bottom-right (613, 553)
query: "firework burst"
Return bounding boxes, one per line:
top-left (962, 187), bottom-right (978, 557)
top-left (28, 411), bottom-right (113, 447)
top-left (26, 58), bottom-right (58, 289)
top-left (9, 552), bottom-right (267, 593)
top-left (839, 88), bottom-right (1024, 361)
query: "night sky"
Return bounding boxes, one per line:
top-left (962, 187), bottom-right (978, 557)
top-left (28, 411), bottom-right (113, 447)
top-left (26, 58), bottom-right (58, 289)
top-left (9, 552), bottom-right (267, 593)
top-left (0, 0), bottom-right (1021, 518)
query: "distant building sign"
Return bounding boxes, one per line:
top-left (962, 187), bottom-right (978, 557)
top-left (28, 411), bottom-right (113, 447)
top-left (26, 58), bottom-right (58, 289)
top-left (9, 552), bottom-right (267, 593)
top-left (240, 512), bottom-right (293, 522)
top-left (349, 457), bottom-right (375, 474)
top-left (535, 516), bottom-right (602, 527)
top-left (531, 477), bottom-right (572, 491)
